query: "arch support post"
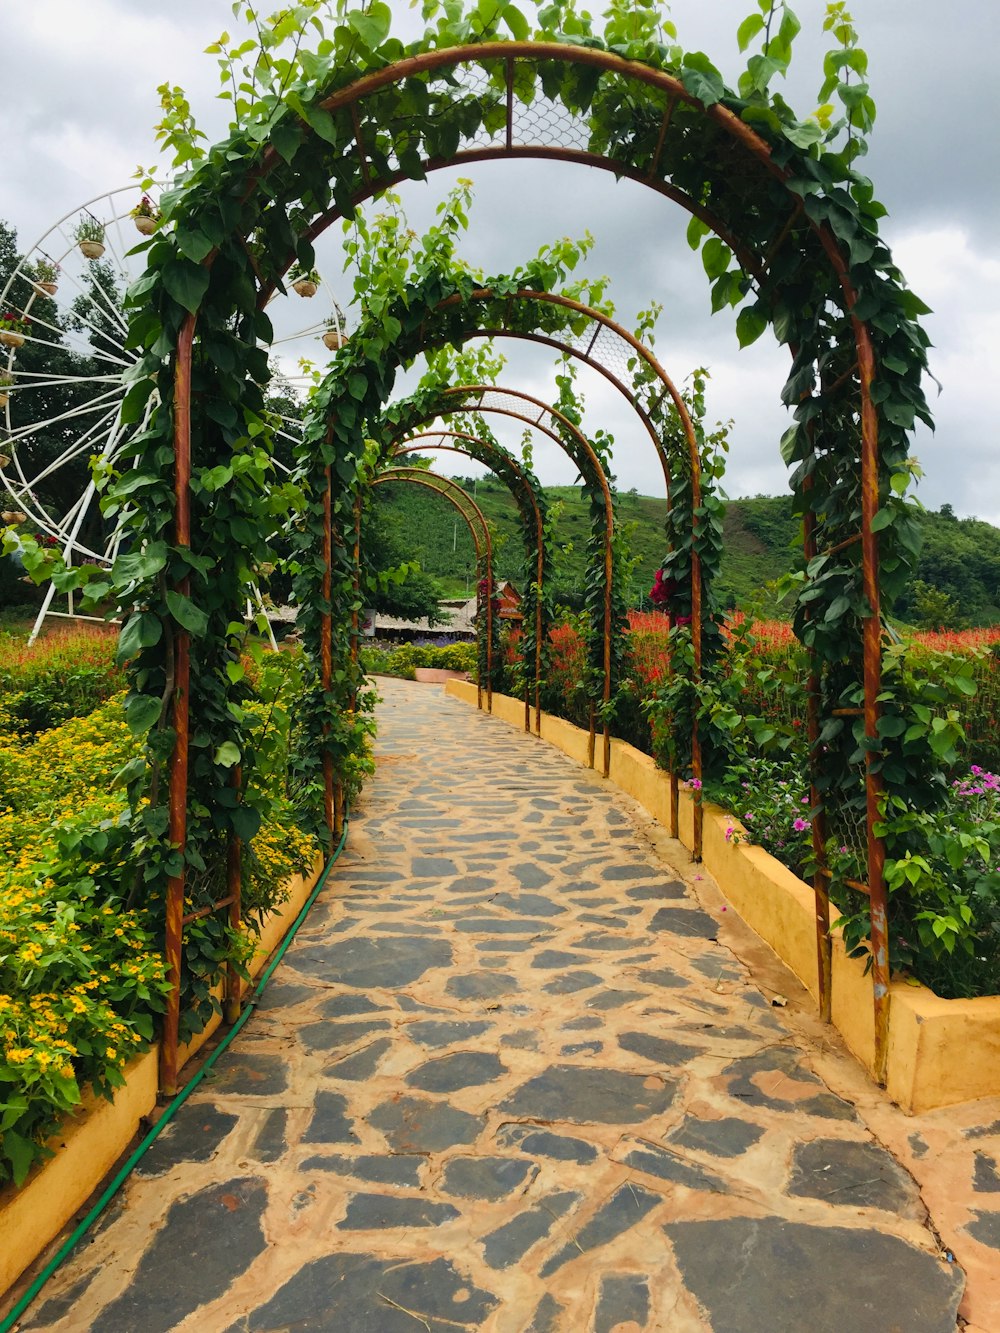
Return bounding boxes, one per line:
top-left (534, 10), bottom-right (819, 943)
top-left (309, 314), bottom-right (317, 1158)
top-left (223, 764), bottom-right (243, 1026)
top-left (321, 457), bottom-right (336, 843)
top-left (160, 314), bottom-right (195, 1097)
top-left (859, 343), bottom-right (890, 1083)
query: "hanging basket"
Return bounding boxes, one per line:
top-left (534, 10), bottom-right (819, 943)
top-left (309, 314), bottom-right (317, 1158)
top-left (133, 216), bottom-right (157, 236)
top-left (322, 329), bottom-right (346, 351)
top-left (1, 511), bottom-right (27, 524)
top-left (79, 240), bottom-right (105, 260)
top-left (0, 393), bottom-right (8, 409)
top-left (35, 281), bottom-right (58, 297)
top-left (292, 278), bottom-right (318, 298)
top-left (0, 330), bottom-right (25, 349)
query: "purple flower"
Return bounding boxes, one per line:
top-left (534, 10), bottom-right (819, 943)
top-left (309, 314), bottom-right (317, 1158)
top-left (793, 817), bottom-right (810, 832)
top-left (689, 778), bottom-right (702, 790)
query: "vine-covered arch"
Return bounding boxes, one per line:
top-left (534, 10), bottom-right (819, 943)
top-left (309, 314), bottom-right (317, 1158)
top-left (382, 382), bottom-right (622, 775)
top-left (110, 7), bottom-right (937, 1084)
top-left (371, 465), bottom-right (496, 708)
top-left (393, 429), bottom-right (553, 733)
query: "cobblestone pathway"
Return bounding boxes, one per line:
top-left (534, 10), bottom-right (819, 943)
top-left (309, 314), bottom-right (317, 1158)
top-left (21, 678), bottom-right (965, 1332)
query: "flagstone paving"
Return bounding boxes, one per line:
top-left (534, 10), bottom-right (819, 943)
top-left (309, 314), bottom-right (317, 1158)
top-left (17, 678), bottom-right (974, 1331)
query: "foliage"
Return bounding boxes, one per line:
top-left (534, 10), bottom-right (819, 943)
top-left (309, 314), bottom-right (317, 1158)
top-left (0, 641), bottom-right (319, 1186)
top-left (0, 627), bottom-right (123, 735)
top-left (361, 640), bottom-right (477, 679)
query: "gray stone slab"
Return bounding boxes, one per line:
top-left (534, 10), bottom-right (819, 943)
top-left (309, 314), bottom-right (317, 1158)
top-left (253, 1109), bottom-right (289, 1164)
top-left (666, 1217), bottom-right (964, 1333)
top-left (411, 856), bottom-right (459, 876)
top-left (134, 1105), bottom-right (239, 1176)
top-left (594, 1274), bottom-right (650, 1333)
top-left (204, 1053), bottom-right (289, 1097)
top-left (369, 1096), bottom-right (482, 1152)
top-left (440, 1156), bottom-right (538, 1200)
top-left (325, 1038), bottom-right (392, 1081)
top-left (618, 1030), bottom-right (699, 1067)
top-left (497, 1124), bottom-right (599, 1164)
top-left (292, 933), bottom-right (452, 988)
top-left (587, 989), bottom-right (645, 1010)
top-left (302, 1091), bottom-right (360, 1145)
top-left (575, 931), bottom-right (638, 951)
top-left (500, 1065), bottom-right (675, 1124)
top-left (338, 1193), bottom-right (459, 1229)
top-left (648, 906), bottom-right (719, 939)
top-left (405, 1050), bottom-right (508, 1093)
top-left (228, 1252), bottom-right (498, 1331)
top-left (626, 881), bottom-right (688, 900)
top-left (405, 1019), bottom-right (493, 1047)
top-left (968, 1211), bottom-right (1000, 1249)
top-left (452, 916), bottom-right (553, 934)
top-left (788, 1139), bottom-right (922, 1213)
top-left (531, 948), bottom-right (591, 969)
top-left (540, 1183), bottom-right (662, 1276)
top-left (299, 1019), bottom-right (392, 1052)
top-left (603, 864), bottom-right (665, 881)
top-left (526, 1293), bottom-right (563, 1332)
top-left (317, 993), bottom-right (384, 1017)
top-left (90, 1178), bottom-right (268, 1333)
top-left (721, 1046), bottom-right (857, 1121)
top-left (974, 1152), bottom-right (1000, 1192)
top-left (543, 970), bottom-right (604, 995)
top-left (617, 1137), bottom-right (728, 1192)
top-left (511, 863), bottom-right (553, 889)
top-left (302, 1153), bottom-right (425, 1186)
top-left (445, 971), bottom-right (518, 1000)
top-left (669, 1115), bottom-right (764, 1158)
top-left (491, 891), bottom-right (565, 917)
top-left (481, 1191), bottom-right (581, 1269)
top-left (561, 1040), bottom-right (603, 1055)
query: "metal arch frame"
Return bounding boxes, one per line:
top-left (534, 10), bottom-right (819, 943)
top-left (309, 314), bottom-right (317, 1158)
top-left (371, 467), bottom-right (495, 712)
top-left (167, 39), bottom-right (895, 1087)
top-left (387, 383), bottom-right (618, 780)
top-left (393, 430), bottom-right (548, 736)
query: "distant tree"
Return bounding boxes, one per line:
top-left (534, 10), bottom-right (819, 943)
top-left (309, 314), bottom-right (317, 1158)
top-left (910, 580), bottom-right (966, 631)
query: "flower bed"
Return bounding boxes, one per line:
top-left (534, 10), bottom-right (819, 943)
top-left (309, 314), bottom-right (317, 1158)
top-left (0, 637), bottom-right (320, 1189)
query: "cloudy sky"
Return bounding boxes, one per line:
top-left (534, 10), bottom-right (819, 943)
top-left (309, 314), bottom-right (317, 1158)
top-left (2, 0), bottom-right (998, 520)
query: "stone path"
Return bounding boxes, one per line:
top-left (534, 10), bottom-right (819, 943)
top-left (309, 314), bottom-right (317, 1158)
top-left (17, 678), bottom-right (968, 1331)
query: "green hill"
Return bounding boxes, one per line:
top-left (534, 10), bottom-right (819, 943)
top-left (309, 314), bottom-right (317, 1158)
top-left (373, 480), bottom-right (1000, 626)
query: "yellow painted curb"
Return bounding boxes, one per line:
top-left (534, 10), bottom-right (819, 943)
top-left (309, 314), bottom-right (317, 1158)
top-left (0, 855), bottom-right (325, 1298)
top-left (447, 681), bottom-right (1000, 1114)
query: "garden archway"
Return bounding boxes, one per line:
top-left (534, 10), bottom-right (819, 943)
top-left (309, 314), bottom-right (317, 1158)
top-left (124, 13), bottom-right (936, 1084)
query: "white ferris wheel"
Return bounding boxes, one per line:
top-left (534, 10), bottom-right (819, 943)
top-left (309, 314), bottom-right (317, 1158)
top-left (0, 185), bottom-right (348, 642)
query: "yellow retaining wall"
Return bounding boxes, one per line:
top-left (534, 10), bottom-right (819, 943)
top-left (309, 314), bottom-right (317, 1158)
top-left (446, 681), bottom-right (1000, 1114)
top-left (0, 856), bottom-right (324, 1299)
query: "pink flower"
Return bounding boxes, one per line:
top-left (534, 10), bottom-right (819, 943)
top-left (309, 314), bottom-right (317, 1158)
top-left (793, 817), bottom-right (810, 832)
top-left (689, 778), bottom-right (702, 790)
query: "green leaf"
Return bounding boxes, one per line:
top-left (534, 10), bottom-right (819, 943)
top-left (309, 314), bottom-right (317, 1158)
top-left (870, 507), bottom-right (895, 532)
top-left (231, 804), bottom-right (262, 841)
top-left (502, 3), bottom-right (530, 39)
top-left (736, 303), bottom-right (768, 348)
top-left (214, 740), bottom-right (242, 768)
top-left (117, 611), bottom-right (162, 663)
top-left (737, 12), bottom-right (765, 51)
top-left (681, 53), bottom-right (725, 107)
top-left (4, 1130), bottom-right (37, 1188)
top-left (161, 259), bottom-right (210, 314)
top-left (701, 237), bottom-right (730, 280)
top-left (166, 590), bottom-right (209, 636)
top-left (348, 3), bottom-right (391, 49)
top-left (125, 692), bottom-right (163, 737)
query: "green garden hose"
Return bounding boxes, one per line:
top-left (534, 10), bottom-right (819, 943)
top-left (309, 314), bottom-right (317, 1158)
top-left (0, 815), bottom-right (350, 1333)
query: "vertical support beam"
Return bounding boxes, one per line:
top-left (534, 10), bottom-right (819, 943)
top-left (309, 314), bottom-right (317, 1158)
top-left (856, 325), bottom-right (890, 1083)
top-left (485, 559), bottom-right (494, 715)
top-left (535, 514), bottom-right (544, 737)
top-left (321, 459), bottom-right (335, 843)
top-left (802, 487), bottom-right (832, 1023)
top-left (587, 703), bottom-right (596, 770)
top-left (224, 764), bottom-right (242, 1026)
top-left (349, 490), bottom-right (362, 711)
top-left (690, 451), bottom-right (704, 861)
top-left (161, 313), bottom-right (195, 1097)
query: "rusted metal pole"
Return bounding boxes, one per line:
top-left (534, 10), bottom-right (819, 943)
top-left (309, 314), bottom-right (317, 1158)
top-left (321, 459), bottom-right (335, 843)
top-left (690, 451), bottom-right (704, 861)
top-left (349, 490), bottom-right (362, 710)
top-left (224, 764), bottom-right (242, 1027)
top-left (802, 485), bottom-right (833, 1023)
top-left (161, 313), bottom-right (195, 1097)
top-left (856, 324), bottom-right (890, 1084)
